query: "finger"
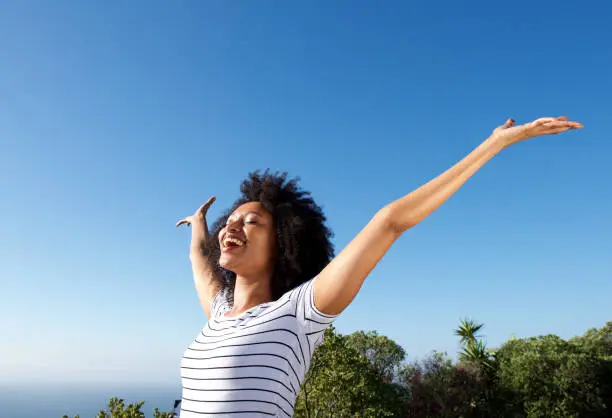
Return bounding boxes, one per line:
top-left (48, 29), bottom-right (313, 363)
top-left (203, 196), bottom-right (216, 210)
top-left (543, 120), bottom-right (583, 129)
top-left (558, 121), bottom-right (583, 129)
top-left (199, 196), bottom-right (217, 214)
top-left (542, 122), bottom-right (582, 135)
top-left (569, 121), bottom-right (584, 128)
top-left (503, 118), bottom-right (515, 128)
top-left (534, 117), bottom-right (559, 126)
top-left (176, 218), bottom-right (191, 227)
top-left (535, 116), bottom-right (574, 126)
top-left (544, 126), bottom-right (573, 135)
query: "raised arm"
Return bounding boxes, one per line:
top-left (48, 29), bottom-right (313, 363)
top-left (176, 197), bottom-right (223, 318)
top-left (313, 116), bottom-right (583, 315)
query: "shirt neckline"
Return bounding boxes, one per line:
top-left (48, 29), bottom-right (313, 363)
top-left (217, 301), bottom-right (272, 321)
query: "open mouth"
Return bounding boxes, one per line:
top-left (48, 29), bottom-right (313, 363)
top-left (222, 236), bottom-right (246, 250)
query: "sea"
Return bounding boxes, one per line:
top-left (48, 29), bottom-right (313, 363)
top-left (0, 383), bottom-right (182, 418)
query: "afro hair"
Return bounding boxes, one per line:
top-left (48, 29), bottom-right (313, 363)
top-left (207, 170), bottom-right (335, 302)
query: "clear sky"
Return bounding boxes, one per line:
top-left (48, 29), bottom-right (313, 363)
top-left (1, 1), bottom-right (610, 388)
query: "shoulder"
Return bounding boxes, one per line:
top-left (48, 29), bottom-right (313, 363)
top-left (283, 278), bottom-right (339, 325)
top-left (209, 286), bottom-right (231, 319)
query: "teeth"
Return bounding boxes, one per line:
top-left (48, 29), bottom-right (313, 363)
top-left (224, 237), bottom-right (245, 247)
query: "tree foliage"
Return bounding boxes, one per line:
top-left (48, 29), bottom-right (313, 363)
top-left (294, 327), bottom-right (403, 417)
top-left (62, 397), bottom-right (175, 418)
top-left (400, 351), bottom-right (486, 417)
top-left (570, 321), bottom-right (612, 358)
top-left (65, 321), bottom-right (612, 417)
top-left (454, 318), bottom-right (497, 374)
top-left (346, 330), bottom-right (406, 382)
top-left (496, 334), bottom-right (610, 417)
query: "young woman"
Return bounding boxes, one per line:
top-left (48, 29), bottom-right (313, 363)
top-left (176, 116), bottom-right (582, 417)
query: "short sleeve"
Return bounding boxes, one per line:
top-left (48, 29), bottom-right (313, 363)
top-left (290, 278), bottom-right (339, 345)
top-left (209, 287), bottom-right (230, 319)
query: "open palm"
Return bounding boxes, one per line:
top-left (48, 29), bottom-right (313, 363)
top-left (492, 116), bottom-right (583, 148)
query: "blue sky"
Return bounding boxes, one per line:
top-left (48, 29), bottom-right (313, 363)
top-left (1, 1), bottom-right (610, 388)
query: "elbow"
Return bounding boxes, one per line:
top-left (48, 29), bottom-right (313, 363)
top-left (376, 206), bottom-right (415, 236)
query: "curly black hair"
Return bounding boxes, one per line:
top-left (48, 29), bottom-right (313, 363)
top-left (207, 170), bottom-right (335, 302)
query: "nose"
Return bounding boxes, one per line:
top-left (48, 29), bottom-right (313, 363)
top-left (226, 217), bottom-right (242, 232)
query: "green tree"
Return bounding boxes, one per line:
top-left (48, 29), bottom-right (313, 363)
top-left (495, 334), bottom-right (609, 417)
top-left (400, 351), bottom-right (487, 418)
top-left (345, 330), bottom-right (406, 382)
top-left (345, 329), bottom-right (407, 412)
top-left (294, 327), bottom-right (402, 417)
top-left (454, 318), bottom-right (496, 374)
top-left (62, 397), bottom-right (174, 418)
top-left (570, 321), bottom-right (612, 412)
top-left (570, 321), bottom-right (612, 358)
top-left (62, 321), bottom-right (612, 418)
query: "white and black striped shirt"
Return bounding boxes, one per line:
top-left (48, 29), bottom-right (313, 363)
top-left (180, 278), bottom-right (337, 417)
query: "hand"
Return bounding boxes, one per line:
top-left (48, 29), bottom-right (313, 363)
top-left (491, 116), bottom-right (583, 148)
top-left (176, 196), bottom-right (216, 227)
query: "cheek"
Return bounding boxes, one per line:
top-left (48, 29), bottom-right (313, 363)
top-left (251, 232), bottom-right (275, 258)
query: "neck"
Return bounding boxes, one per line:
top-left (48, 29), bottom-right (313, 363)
top-left (229, 273), bottom-right (272, 316)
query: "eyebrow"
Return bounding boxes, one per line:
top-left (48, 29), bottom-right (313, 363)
top-left (229, 211), bottom-right (263, 219)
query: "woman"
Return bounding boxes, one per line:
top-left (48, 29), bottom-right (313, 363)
top-left (176, 116), bottom-right (582, 417)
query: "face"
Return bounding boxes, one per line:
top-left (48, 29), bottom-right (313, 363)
top-left (218, 202), bottom-right (276, 279)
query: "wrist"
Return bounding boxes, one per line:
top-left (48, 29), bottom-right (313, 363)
top-left (492, 128), bottom-right (529, 149)
top-left (190, 213), bottom-right (208, 231)
top-left (484, 135), bottom-right (509, 153)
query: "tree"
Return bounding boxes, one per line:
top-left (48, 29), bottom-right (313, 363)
top-left (345, 330), bottom-right (407, 413)
top-left (495, 334), bottom-right (609, 417)
top-left (570, 321), bottom-right (612, 359)
top-left (62, 321), bottom-right (612, 418)
top-left (400, 351), bottom-right (487, 418)
top-left (62, 397), bottom-right (174, 418)
top-left (453, 318), bottom-right (499, 415)
top-left (454, 318), bottom-right (496, 374)
top-left (567, 322), bottom-right (612, 415)
top-left (345, 330), bottom-right (406, 382)
top-left (294, 327), bottom-right (402, 417)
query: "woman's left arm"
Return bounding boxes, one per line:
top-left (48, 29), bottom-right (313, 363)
top-left (313, 116), bottom-right (583, 315)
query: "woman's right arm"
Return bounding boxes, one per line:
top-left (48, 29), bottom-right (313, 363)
top-left (177, 197), bottom-right (223, 318)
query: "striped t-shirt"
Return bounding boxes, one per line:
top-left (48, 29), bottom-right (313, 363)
top-left (180, 278), bottom-right (338, 417)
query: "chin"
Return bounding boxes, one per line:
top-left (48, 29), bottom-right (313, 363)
top-left (219, 258), bottom-right (235, 271)
top-left (219, 255), bottom-right (245, 275)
